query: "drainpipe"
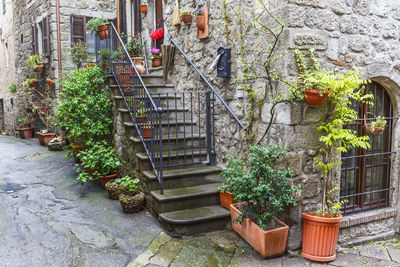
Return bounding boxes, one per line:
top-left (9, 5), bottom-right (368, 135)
top-left (56, 0), bottom-right (62, 91)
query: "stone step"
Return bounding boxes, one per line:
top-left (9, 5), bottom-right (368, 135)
top-left (151, 183), bottom-right (222, 214)
top-left (123, 120), bottom-right (197, 136)
top-left (143, 165), bottom-right (222, 191)
top-left (118, 107), bottom-right (190, 121)
top-left (148, 66), bottom-right (163, 75)
top-left (159, 205), bottom-right (231, 235)
top-left (113, 94), bottom-right (185, 109)
top-left (140, 74), bottom-right (169, 84)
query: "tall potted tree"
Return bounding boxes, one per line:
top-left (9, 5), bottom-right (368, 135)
top-left (222, 144), bottom-right (300, 259)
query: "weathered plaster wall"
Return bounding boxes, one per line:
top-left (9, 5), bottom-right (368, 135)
top-left (143, 0), bottom-right (400, 249)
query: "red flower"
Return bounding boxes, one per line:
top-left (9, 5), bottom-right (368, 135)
top-left (151, 29), bottom-right (164, 40)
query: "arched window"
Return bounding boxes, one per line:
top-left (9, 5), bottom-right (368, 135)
top-left (340, 82), bottom-right (395, 215)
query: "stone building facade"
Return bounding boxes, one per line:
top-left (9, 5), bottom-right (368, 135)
top-left (124, 0), bottom-right (400, 249)
top-left (0, 0), bottom-right (17, 134)
top-left (10, 0), bottom-right (116, 132)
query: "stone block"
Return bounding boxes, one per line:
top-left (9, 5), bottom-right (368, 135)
top-left (352, 0), bottom-right (370, 16)
top-left (382, 22), bottom-right (398, 39)
top-left (358, 244), bottom-right (391, 261)
top-left (293, 30), bottom-right (328, 50)
top-left (330, 0), bottom-right (352, 15)
top-left (288, 0), bottom-right (327, 9)
top-left (339, 16), bottom-right (359, 34)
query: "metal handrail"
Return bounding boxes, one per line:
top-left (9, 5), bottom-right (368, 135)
top-left (168, 34), bottom-right (245, 129)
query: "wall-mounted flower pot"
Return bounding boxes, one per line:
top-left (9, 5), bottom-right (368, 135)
top-left (151, 57), bottom-right (162, 67)
top-left (139, 4), bottom-right (148, 14)
top-left (230, 203), bottom-right (289, 259)
top-left (119, 192), bottom-right (145, 213)
top-left (36, 132), bottom-right (56, 146)
top-left (302, 212), bottom-right (342, 262)
top-left (47, 80), bottom-right (54, 86)
top-left (39, 107), bottom-right (47, 113)
top-left (30, 81), bottom-right (39, 88)
top-left (195, 15), bottom-right (206, 30)
top-left (219, 191), bottom-right (235, 209)
top-left (365, 125), bottom-right (385, 136)
top-left (35, 62), bottom-right (45, 72)
top-left (181, 14), bottom-right (192, 25)
top-left (303, 89), bottom-right (330, 107)
top-left (17, 127), bottom-right (34, 139)
top-left (96, 24), bottom-right (109, 39)
top-left (99, 171), bottom-right (118, 190)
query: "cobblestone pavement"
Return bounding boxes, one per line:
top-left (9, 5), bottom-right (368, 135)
top-left (1, 136), bottom-right (400, 267)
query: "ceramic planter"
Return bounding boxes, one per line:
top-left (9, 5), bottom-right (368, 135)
top-left (96, 24), bottom-right (109, 39)
top-left (99, 171), bottom-right (118, 190)
top-left (152, 57), bottom-right (162, 67)
top-left (139, 4), bottom-right (147, 14)
top-left (132, 57), bottom-right (146, 75)
top-left (195, 15), bottom-right (206, 30)
top-left (36, 132), bottom-right (56, 146)
top-left (119, 192), bottom-right (145, 213)
top-left (219, 191), bottom-right (235, 209)
top-left (230, 203), bottom-right (289, 259)
top-left (141, 126), bottom-right (153, 138)
top-left (105, 180), bottom-right (120, 200)
top-left (136, 115), bottom-right (148, 124)
top-left (35, 62), bottom-right (45, 72)
top-left (47, 80), bottom-right (54, 86)
top-left (303, 89), bottom-right (330, 107)
top-left (17, 128), bottom-right (34, 139)
top-left (181, 14), bottom-right (192, 25)
top-left (302, 212), bottom-right (342, 262)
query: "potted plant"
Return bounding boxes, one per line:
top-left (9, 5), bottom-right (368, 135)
top-left (47, 79), bottom-right (54, 87)
top-left (217, 184), bottom-right (235, 210)
top-left (141, 125), bottom-right (153, 138)
top-left (97, 48), bottom-right (119, 72)
top-left (193, 9), bottom-right (205, 30)
top-left (181, 10), bottom-right (192, 25)
top-left (87, 17), bottom-right (109, 39)
top-left (125, 33), bottom-right (146, 74)
top-left (150, 29), bottom-right (164, 53)
top-left (149, 48), bottom-right (162, 67)
top-left (105, 180), bottom-right (121, 200)
top-left (34, 104), bottom-right (57, 146)
top-left (23, 78), bottom-right (39, 88)
top-left (16, 117), bottom-right (33, 139)
top-left (222, 144), bottom-right (300, 259)
top-left (294, 49), bottom-right (331, 107)
top-left (76, 141), bottom-right (121, 188)
top-left (365, 115), bottom-right (387, 136)
top-left (135, 102), bottom-right (148, 124)
top-left (139, 4), bottom-right (147, 14)
top-left (301, 57), bottom-right (372, 262)
top-left (115, 176), bottom-right (145, 213)
top-left (26, 54), bottom-right (45, 72)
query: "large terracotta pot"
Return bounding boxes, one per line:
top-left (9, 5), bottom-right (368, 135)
top-left (195, 15), bottom-right (206, 30)
top-left (219, 191), bottom-right (235, 209)
top-left (36, 132), bottom-right (56, 146)
top-left (96, 24), bottom-right (109, 39)
top-left (99, 171), bottom-right (118, 190)
top-left (141, 126), bottom-right (153, 138)
top-left (132, 57), bottom-right (146, 75)
top-left (303, 89), bottom-right (330, 107)
top-left (152, 57), bottom-right (162, 67)
top-left (230, 203), bottom-right (289, 259)
top-left (181, 14), bottom-right (192, 25)
top-left (302, 212), bottom-right (342, 262)
top-left (17, 127), bottom-right (34, 139)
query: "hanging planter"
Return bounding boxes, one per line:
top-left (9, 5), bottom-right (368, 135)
top-left (195, 13), bottom-right (206, 30)
top-left (181, 11), bottom-right (192, 25)
top-left (35, 62), bottom-right (45, 72)
top-left (139, 4), bottom-right (148, 14)
top-left (87, 18), bottom-right (110, 40)
top-left (365, 115), bottom-right (387, 136)
top-left (47, 79), bottom-right (54, 87)
top-left (303, 89), bottom-right (330, 107)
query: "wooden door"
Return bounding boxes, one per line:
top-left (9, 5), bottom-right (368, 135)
top-left (155, 0), bottom-right (163, 48)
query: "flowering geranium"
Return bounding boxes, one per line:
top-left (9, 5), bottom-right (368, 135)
top-left (125, 33), bottom-right (144, 57)
top-left (149, 48), bottom-right (162, 59)
top-left (150, 29), bottom-right (164, 40)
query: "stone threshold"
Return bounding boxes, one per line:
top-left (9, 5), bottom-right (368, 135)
top-left (340, 207), bottom-right (396, 228)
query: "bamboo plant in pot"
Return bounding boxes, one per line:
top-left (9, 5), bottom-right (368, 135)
top-left (297, 51), bottom-right (373, 262)
top-left (222, 144), bottom-right (300, 259)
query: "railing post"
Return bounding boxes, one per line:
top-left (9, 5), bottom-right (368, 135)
top-left (205, 91), bottom-right (212, 164)
top-left (158, 107), bottom-right (164, 194)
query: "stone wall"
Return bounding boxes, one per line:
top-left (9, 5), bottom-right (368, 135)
top-left (138, 0), bottom-right (400, 249)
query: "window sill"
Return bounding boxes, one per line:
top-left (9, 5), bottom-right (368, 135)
top-left (340, 207), bottom-right (396, 228)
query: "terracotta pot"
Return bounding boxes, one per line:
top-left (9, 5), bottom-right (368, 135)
top-left (39, 107), bottom-right (47, 113)
top-left (36, 132), bottom-right (56, 146)
top-left (181, 14), bottom-right (192, 25)
top-left (230, 203), bottom-right (289, 259)
top-left (96, 24), bottom-right (109, 40)
top-left (136, 115), bottom-right (148, 124)
top-left (152, 57), bottom-right (162, 67)
top-left (35, 62), bottom-right (45, 72)
top-left (105, 180), bottom-right (120, 200)
top-left (47, 80), bottom-right (54, 86)
top-left (302, 212), bottom-right (342, 262)
top-left (195, 15), bottom-right (206, 30)
top-left (220, 191), bottom-right (235, 209)
top-left (303, 89), bottom-right (330, 107)
top-left (119, 192), bottom-right (145, 213)
top-left (17, 127), bottom-right (33, 139)
top-left (31, 81), bottom-right (38, 88)
top-left (118, 71), bottom-right (131, 86)
top-left (24, 122), bottom-right (32, 127)
top-left (365, 125), bottom-right (384, 136)
top-left (139, 4), bottom-right (147, 14)
top-left (102, 63), bottom-right (111, 72)
top-left (132, 57), bottom-right (146, 75)
top-left (141, 126), bottom-right (153, 138)
top-left (99, 171), bottom-right (118, 190)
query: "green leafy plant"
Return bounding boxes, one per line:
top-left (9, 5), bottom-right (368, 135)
top-left (181, 10), bottom-right (190, 15)
top-left (125, 33), bottom-right (144, 57)
top-left (16, 117), bottom-right (28, 128)
top-left (86, 17), bottom-right (109, 33)
top-left (221, 144), bottom-right (300, 230)
top-left (217, 184), bottom-right (232, 193)
top-left (115, 176), bottom-right (140, 196)
top-left (70, 40), bottom-right (89, 68)
top-left (56, 66), bottom-right (112, 146)
top-left (8, 82), bottom-right (18, 95)
top-left (367, 115), bottom-right (387, 132)
top-left (22, 78), bottom-right (38, 88)
top-left (135, 101), bottom-right (147, 117)
top-left (316, 187), bottom-right (348, 217)
top-left (97, 48), bottom-right (120, 64)
top-left (26, 55), bottom-right (44, 72)
top-left (76, 141), bottom-right (121, 184)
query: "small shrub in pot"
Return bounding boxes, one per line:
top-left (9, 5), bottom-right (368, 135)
top-left (116, 176), bottom-right (145, 213)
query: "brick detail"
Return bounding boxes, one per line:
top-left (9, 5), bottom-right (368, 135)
top-left (340, 208), bottom-right (396, 228)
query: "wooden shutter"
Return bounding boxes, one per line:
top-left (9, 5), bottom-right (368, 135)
top-left (31, 23), bottom-right (38, 55)
top-left (155, 0), bottom-right (163, 49)
top-left (42, 16), bottom-right (51, 57)
top-left (133, 0), bottom-right (142, 34)
top-left (118, 0), bottom-right (127, 35)
top-left (70, 15), bottom-right (86, 43)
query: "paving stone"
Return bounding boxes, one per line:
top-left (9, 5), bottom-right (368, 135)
top-left (282, 256), bottom-right (311, 266)
top-left (357, 244), bottom-right (391, 261)
top-left (183, 230), bottom-right (239, 256)
top-left (172, 245), bottom-right (231, 267)
top-left (386, 246), bottom-right (400, 263)
top-left (330, 252), bottom-right (397, 267)
top-left (229, 246), bottom-right (281, 267)
top-left (150, 240), bottom-right (184, 266)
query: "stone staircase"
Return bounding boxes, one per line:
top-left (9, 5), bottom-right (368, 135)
top-left (109, 70), bottom-right (231, 235)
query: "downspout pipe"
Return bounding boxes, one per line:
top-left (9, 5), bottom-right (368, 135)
top-left (56, 0), bottom-right (62, 91)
